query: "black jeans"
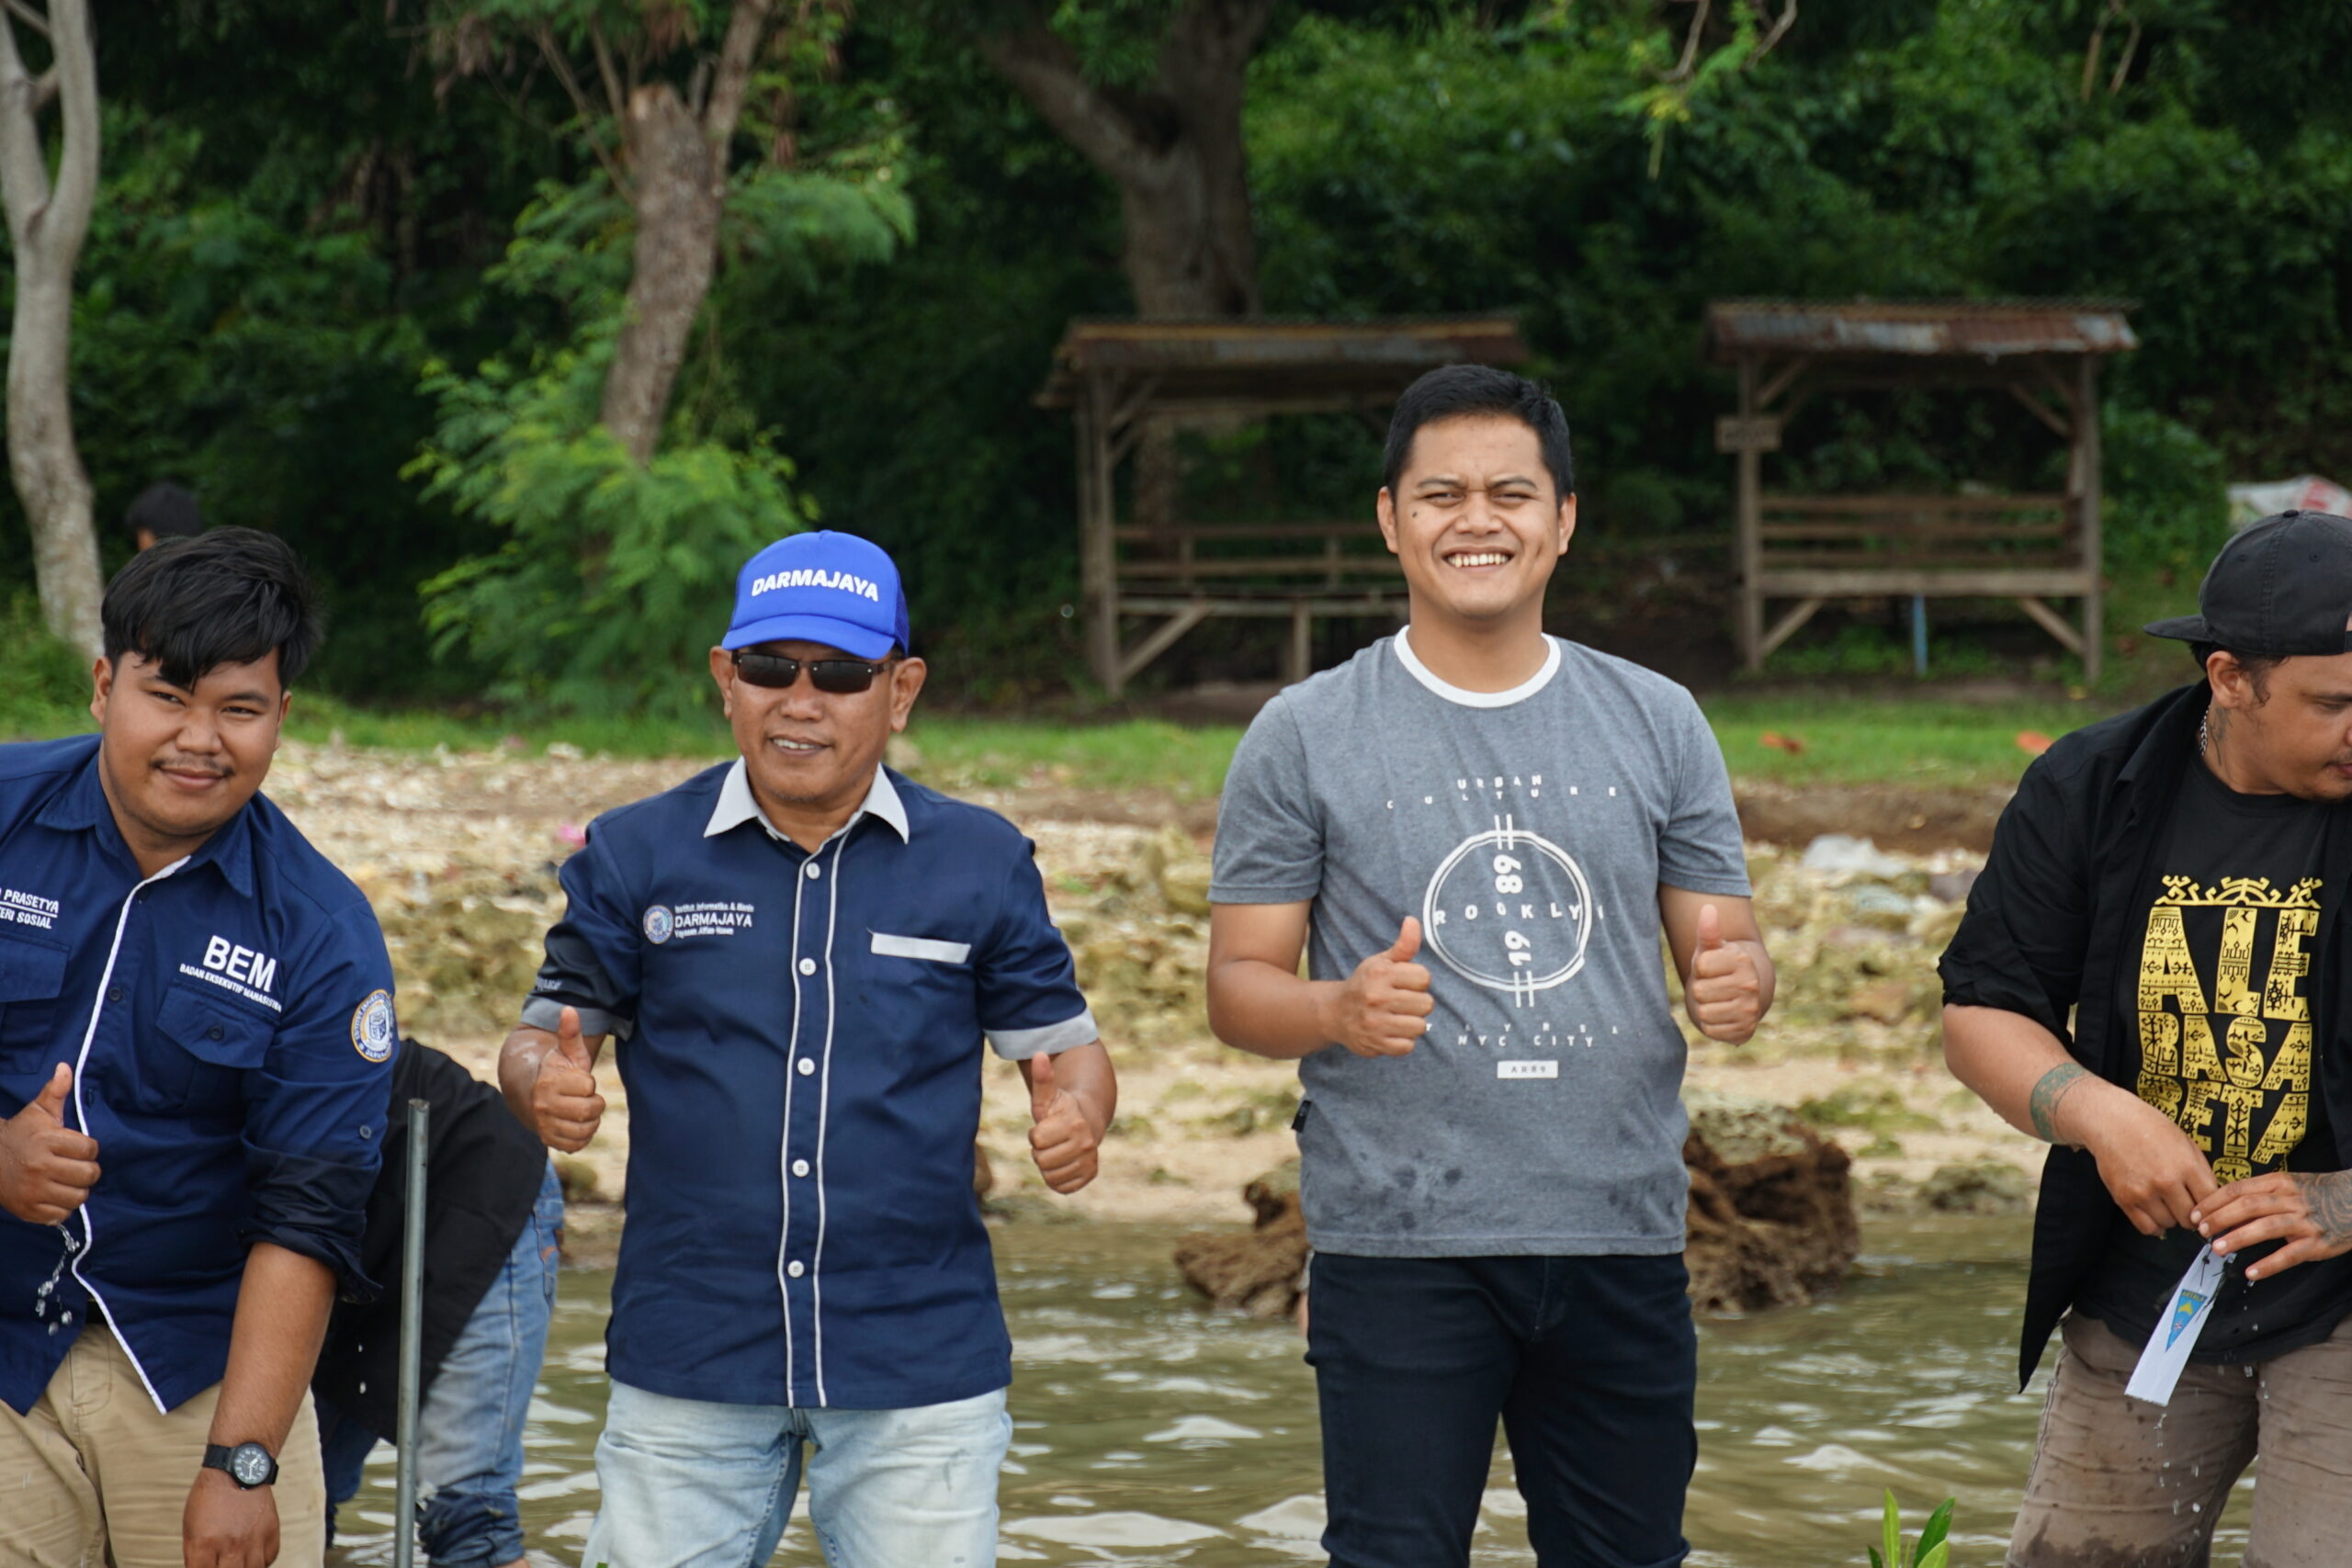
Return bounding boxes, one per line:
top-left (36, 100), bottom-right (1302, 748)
top-left (1306, 1251), bottom-right (1697, 1568)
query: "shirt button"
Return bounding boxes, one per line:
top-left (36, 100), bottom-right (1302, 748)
top-left (797, 957), bottom-right (816, 976)
top-left (786, 1260), bottom-right (806, 1279)
top-left (106, 986), bottom-right (124, 1003)
top-left (797, 1057), bottom-right (815, 1076)
top-left (792, 1158), bottom-right (809, 1178)
top-left (805, 863), bottom-right (821, 881)
top-left (207, 1026), bottom-right (224, 1041)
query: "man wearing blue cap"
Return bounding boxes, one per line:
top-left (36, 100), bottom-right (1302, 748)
top-left (496, 530), bottom-right (1116, 1567)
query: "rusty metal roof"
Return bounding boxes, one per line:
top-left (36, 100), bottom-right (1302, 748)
top-left (1037, 316), bottom-right (1528, 409)
top-left (1707, 299), bottom-right (2136, 362)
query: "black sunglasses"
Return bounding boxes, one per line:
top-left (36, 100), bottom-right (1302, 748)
top-left (731, 650), bottom-right (895, 694)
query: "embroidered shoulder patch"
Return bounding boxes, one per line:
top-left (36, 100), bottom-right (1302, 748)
top-left (643, 905), bottom-right (674, 944)
top-left (351, 990), bottom-right (396, 1063)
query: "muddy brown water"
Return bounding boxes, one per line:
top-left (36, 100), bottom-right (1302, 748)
top-left (328, 1217), bottom-right (2256, 1566)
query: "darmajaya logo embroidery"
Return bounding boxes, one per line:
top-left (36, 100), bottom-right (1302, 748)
top-left (643, 905), bottom-right (674, 945)
top-left (350, 990), bottom-right (396, 1063)
top-left (750, 568), bottom-right (883, 603)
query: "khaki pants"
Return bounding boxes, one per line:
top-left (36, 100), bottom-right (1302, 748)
top-left (0, 1321), bottom-right (326, 1568)
top-left (2010, 1310), bottom-right (2352, 1568)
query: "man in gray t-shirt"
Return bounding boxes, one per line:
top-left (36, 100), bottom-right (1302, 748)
top-left (1206, 366), bottom-right (1775, 1568)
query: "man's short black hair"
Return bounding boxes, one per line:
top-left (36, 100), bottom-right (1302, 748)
top-left (1382, 364), bottom-right (1576, 501)
top-left (102, 527), bottom-right (324, 690)
top-left (124, 481), bottom-right (203, 544)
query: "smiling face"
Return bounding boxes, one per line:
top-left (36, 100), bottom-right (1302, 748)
top-left (2211, 649), bottom-right (2352, 800)
top-left (709, 638), bottom-right (926, 827)
top-left (1376, 413), bottom-right (1575, 628)
top-left (90, 650), bottom-right (288, 872)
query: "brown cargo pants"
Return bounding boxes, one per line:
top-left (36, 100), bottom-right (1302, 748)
top-left (2008, 1310), bottom-right (2352, 1568)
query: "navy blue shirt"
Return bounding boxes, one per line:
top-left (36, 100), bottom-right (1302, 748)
top-left (0, 736), bottom-right (397, 1416)
top-left (523, 761), bottom-right (1096, 1409)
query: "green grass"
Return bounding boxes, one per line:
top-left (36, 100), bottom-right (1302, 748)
top-left (4, 682), bottom-right (2102, 796)
top-left (906, 716), bottom-right (1242, 799)
top-left (1702, 694), bottom-right (2106, 787)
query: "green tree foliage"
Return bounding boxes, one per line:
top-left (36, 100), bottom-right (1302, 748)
top-left (7, 0), bottom-right (2349, 702)
top-left (408, 157), bottom-right (910, 716)
top-left (401, 0), bottom-right (912, 716)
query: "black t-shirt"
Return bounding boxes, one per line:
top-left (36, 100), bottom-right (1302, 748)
top-left (2075, 757), bottom-right (2352, 1360)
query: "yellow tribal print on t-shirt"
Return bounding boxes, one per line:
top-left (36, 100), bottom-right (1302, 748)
top-left (2134, 874), bottom-right (2317, 1184)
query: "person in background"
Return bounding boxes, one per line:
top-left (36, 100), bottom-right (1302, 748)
top-left (127, 481), bottom-right (203, 553)
top-left (1206, 365), bottom-right (1774, 1568)
top-left (500, 530), bottom-right (1116, 1568)
top-left (0, 528), bottom-right (394, 1568)
top-left (311, 1036), bottom-right (562, 1568)
top-left (1941, 510), bottom-right (2352, 1568)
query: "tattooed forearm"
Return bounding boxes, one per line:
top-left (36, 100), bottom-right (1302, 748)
top-left (2291, 1170), bottom-right (2352, 1247)
top-left (2029, 1062), bottom-right (2091, 1145)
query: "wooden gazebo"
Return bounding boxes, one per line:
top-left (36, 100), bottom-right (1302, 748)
top-left (1038, 317), bottom-right (1529, 696)
top-left (1707, 299), bottom-right (2137, 682)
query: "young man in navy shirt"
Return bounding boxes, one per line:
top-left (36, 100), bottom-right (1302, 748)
top-left (501, 530), bottom-right (1114, 1568)
top-left (0, 529), bottom-right (397, 1567)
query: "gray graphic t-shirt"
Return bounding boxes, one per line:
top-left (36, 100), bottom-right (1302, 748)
top-left (1210, 633), bottom-right (1750, 1257)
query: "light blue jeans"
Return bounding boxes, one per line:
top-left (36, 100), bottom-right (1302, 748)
top-left (580, 1381), bottom-right (1011, 1568)
top-left (322, 1161), bottom-right (565, 1565)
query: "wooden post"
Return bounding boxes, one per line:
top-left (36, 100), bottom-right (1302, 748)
top-left (1078, 375), bottom-right (1123, 694)
top-left (2076, 355), bottom-right (2104, 687)
top-left (1736, 354), bottom-right (1765, 671)
top-left (1283, 601), bottom-right (1313, 685)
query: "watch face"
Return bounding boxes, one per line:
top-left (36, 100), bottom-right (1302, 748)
top-left (229, 1444), bottom-right (274, 1487)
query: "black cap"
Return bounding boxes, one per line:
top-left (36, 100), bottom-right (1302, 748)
top-left (2144, 510), bottom-right (2352, 655)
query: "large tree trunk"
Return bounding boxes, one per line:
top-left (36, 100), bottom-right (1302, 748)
top-left (595, 0), bottom-right (775, 464)
top-left (979, 0), bottom-right (1270, 321)
top-left (600, 83), bottom-right (727, 463)
top-left (978, 1), bottom-right (1270, 532)
top-left (0, 3), bottom-right (102, 657)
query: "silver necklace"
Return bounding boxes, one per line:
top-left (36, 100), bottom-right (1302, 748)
top-left (2199, 705), bottom-right (2210, 757)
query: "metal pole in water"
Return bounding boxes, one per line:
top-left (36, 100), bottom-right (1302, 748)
top-left (1911, 594), bottom-right (1929, 677)
top-left (394, 1097), bottom-right (429, 1568)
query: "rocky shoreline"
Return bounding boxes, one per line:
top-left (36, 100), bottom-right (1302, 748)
top-left (259, 739), bottom-right (2045, 1282)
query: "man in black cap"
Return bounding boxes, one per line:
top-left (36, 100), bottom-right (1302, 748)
top-left (1941, 510), bottom-right (2352, 1567)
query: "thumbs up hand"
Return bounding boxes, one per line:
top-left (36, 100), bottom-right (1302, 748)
top-left (530, 1007), bottom-right (606, 1153)
top-left (0, 1064), bottom-right (102, 1224)
top-left (1686, 903), bottom-right (1763, 1044)
top-left (1320, 916), bottom-right (1435, 1059)
top-left (1025, 1051), bottom-right (1102, 1194)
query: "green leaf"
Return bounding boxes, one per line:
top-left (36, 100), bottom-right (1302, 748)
top-left (1917, 1545), bottom-right (1950, 1568)
top-left (1868, 1551), bottom-right (1884, 1568)
top-left (1882, 1490), bottom-right (1902, 1568)
top-left (1918, 1498), bottom-right (1956, 1558)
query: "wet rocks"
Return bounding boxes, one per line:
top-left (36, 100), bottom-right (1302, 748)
top-left (1172, 1160), bottom-right (1308, 1319)
top-left (1178, 1094), bottom-right (1861, 1319)
top-left (1683, 1089), bottom-right (1860, 1313)
top-left (1917, 1157), bottom-right (2033, 1214)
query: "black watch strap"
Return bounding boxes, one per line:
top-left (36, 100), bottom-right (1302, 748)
top-left (201, 1441), bottom-right (279, 1489)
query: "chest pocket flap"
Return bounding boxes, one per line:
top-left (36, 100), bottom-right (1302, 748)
top-left (0, 930), bottom-right (66, 1003)
top-left (158, 983), bottom-right (274, 1070)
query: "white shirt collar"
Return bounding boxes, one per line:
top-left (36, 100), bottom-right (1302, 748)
top-left (1391, 627), bottom-right (1562, 708)
top-left (704, 757), bottom-right (910, 844)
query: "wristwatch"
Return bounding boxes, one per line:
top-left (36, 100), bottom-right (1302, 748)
top-left (201, 1441), bottom-right (278, 1489)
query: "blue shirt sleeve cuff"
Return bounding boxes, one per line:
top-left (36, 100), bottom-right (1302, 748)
top-left (987, 1010), bottom-right (1099, 1061)
top-left (520, 997), bottom-right (634, 1042)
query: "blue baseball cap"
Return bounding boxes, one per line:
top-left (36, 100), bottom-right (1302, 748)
top-left (722, 531), bottom-right (910, 660)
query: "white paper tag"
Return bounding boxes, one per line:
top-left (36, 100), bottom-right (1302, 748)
top-left (2124, 1247), bottom-right (2228, 1406)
